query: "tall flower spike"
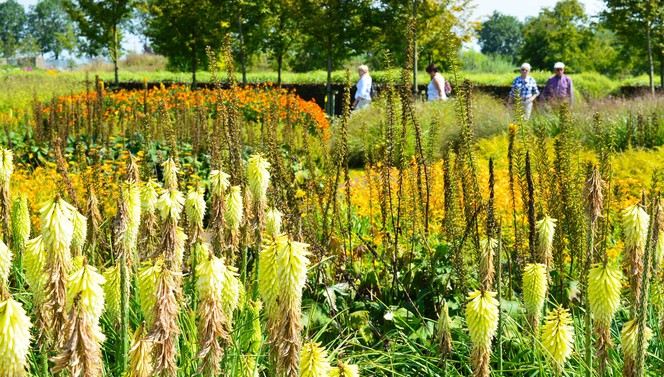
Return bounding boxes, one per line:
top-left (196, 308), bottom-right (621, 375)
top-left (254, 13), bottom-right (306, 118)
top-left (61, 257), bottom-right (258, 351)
top-left (585, 166), bottom-right (604, 223)
top-left (541, 306), bottom-right (574, 373)
top-left (300, 342), bottom-right (331, 377)
top-left (124, 182), bottom-right (142, 253)
top-left (225, 185), bottom-right (244, 233)
top-left (140, 179), bottom-right (159, 213)
top-left (137, 259), bottom-right (164, 328)
top-left (66, 264), bottom-right (106, 321)
top-left (102, 265), bottom-right (122, 325)
top-left (0, 297), bottom-right (32, 377)
top-left (70, 209), bottom-right (87, 256)
top-left (330, 361), bottom-right (360, 377)
top-left (466, 290), bottom-right (499, 377)
top-left (156, 188), bottom-right (185, 223)
top-left (128, 326), bottom-right (153, 377)
top-left (162, 158), bottom-right (178, 190)
top-left (273, 238), bottom-right (310, 377)
top-left (522, 263), bottom-right (548, 330)
top-left (265, 207), bottom-right (282, 236)
top-left (622, 203), bottom-right (649, 305)
top-left (40, 196), bottom-right (75, 342)
top-left (10, 195), bottom-right (30, 249)
top-left (589, 262), bottom-right (623, 374)
top-left (149, 266), bottom-right (181, 376)
top-left (621, 318), bottom-right (652, 377)
top-left (53, 264), bottom-right (106, 377)
top-left (535, 216), bottom-right (557, 269)
top-left (196, 256), bottom-right (233, 375)
top-left (247, 154), bottom-right (271, 206)
top-left (24, 236), bottom-right (46, 303)
top-left (0, 149), bottom-right (14, 184)
top-left (185, 185), bottom-right (207, 228)
top-left (588, 263), bottom-right (623, 326)
top-left (209, 169), bottom-right (230, 198)
top-left (0, 240), bottom-right (11, 288)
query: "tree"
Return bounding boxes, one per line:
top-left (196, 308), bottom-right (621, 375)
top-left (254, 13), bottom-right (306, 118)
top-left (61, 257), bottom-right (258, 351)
top-left (521, 0), bottom-right (606, 72)
top-left (144, 0), bottom-right (224, 86)
top-left (478, 11), bottom-right (523, 62)
top-left (262, 0), bottom-right (300, 86)
top-left (603, 0), bottom-right (664, 93)
top-left (63, 0), bottom-right (134, 85)
top-left (294, 0), bottom-right (372, 105)
top-left (226, 0), bottom-right (267, 85)
top-left (28, 0), bottom-right (77, 60)
top-left (0, 0), bottom-right (27, 59)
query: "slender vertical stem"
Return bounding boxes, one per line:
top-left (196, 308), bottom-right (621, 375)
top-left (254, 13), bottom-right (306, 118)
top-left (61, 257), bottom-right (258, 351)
top-left (585, 223), bottom-right (594, 377)
top-left (120, 252), bottom-right (129, 373)
top-left (497, 225), bottom-right (503, 375)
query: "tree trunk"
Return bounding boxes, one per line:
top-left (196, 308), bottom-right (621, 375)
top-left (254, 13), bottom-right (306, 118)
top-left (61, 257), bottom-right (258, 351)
top-left (660, 53), bottom-right (664, 90)
top-left (192, 43), bottom-right (197, 89)
top-left (647, 22), bottom-right (654, 95)
top-left (326, 38), bottom-right (332, 115)
top-left (238, 15), bottom-right (247, 86)
top-left (113, 24), bottom-right (119, 87)
top-left (277, 54), bottom-right (283, 88)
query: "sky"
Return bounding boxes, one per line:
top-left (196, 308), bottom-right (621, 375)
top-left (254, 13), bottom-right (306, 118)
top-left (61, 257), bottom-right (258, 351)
top-left (15, 0), bottom-right (606, 54)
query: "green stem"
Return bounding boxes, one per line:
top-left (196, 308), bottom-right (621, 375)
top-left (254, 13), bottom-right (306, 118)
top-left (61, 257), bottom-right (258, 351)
top-left (497, 227), bottom-right (503, 375)
top-left (120, 253), bottom-right (129, 373)
top-left (585, 223), bottom-right (594, 377)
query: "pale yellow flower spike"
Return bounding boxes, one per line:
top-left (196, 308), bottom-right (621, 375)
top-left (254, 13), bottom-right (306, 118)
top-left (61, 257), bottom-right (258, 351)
top-left (300, 342), bottom-right (331, 377)
top-left (588, 263), bottom-right (623, 326)
top-left (541, 306), bottom-right (574, 372)
top-left (465, 290), bottom-right (500, 348)
top-left (0, 297), bottom-right (32, 377)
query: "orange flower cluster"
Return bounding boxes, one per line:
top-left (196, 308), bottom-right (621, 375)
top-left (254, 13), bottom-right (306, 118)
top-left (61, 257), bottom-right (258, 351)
top-left (36, 84), bottom-right (329, 137)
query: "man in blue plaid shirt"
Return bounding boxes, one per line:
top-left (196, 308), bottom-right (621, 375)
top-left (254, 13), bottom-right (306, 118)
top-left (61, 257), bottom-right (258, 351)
top-left (509, 63), bottom-right (539, 120)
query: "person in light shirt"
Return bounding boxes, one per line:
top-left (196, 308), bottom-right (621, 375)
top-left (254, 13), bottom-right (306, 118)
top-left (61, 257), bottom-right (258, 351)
top-left (425, 64), bottom-right (447, 101)
top-left (353, 64), bottom-right (372, 110)
top-left (509, 63), bottom-right (539, 120)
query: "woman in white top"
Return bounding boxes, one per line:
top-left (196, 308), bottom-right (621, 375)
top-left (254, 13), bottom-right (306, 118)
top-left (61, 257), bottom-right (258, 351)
top-left (425, 63), bottom-right (447, 101)
top-left (353, 64), bottom-right (372, 110)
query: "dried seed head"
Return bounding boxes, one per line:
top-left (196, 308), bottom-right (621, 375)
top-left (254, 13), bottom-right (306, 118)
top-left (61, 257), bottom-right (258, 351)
top-left (66, 264), bottom-right (106, 320)
top-left (225, 185), bottom-right (244, 231)
top-left (541, 306), bottom-right (574, 372)
top-left (0, 297), bottom-right (32, 376)
top-left (209, 169), bottom-right (230, 198)
top-left (465, 290), bottom-right (500, 348)
top-left (479, 238), bottom-right (497, 289)
top-left (330, 361), bottom-right (360, 377)
top-left (0, 240), bottom-right (11, 288)
top-left (621, 318), bottom-right (652, 361)
top-left (265, 208), bottom-right (283, 236)
top-left (162, 158), bottom-right (179, 190)
top-left (185, 186), bottom-right (207, 226)
top-left (536, 216), bottom-right (557, 267)
top-left (588, 263), bottom-right (623, 326)
top-left (585, 166), bottom-right (604, 223)
top-left (128, 326), bottom-right (153, 377)
top-left (247, 154), bottom-right (271, 205)
top-left (522, 263), bottom-right (548, 323)
top-left (437, 300), bottom-right (453, 359)
top-left (300, 342), bottom-right (331, 377)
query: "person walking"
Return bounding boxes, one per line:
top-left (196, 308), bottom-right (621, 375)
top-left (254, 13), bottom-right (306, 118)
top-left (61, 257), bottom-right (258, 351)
top-left (541, 62), bottom-right (574, 106)
top-left (353, 64), bottom-right (372, 110)
top-left (509, 63), bottom-right (539, 120)
top-left (425, 64), bottom-right (448, 101)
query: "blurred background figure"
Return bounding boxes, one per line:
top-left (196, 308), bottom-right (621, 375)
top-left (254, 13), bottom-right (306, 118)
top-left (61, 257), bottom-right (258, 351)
top-left (353, 64), bottom-right (372, 110)
top-left (425, 64), bottom-right (448, 101)
top-left (509, 62), bottom-right (539, 120)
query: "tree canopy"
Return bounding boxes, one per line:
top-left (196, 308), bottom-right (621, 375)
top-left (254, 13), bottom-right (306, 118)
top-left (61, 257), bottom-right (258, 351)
top-left (478, 11), bottom-right (522, 61)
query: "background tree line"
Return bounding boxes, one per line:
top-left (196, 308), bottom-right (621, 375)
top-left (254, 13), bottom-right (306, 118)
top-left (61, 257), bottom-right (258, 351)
top-left (1, 0), bottom-right (663, 91)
